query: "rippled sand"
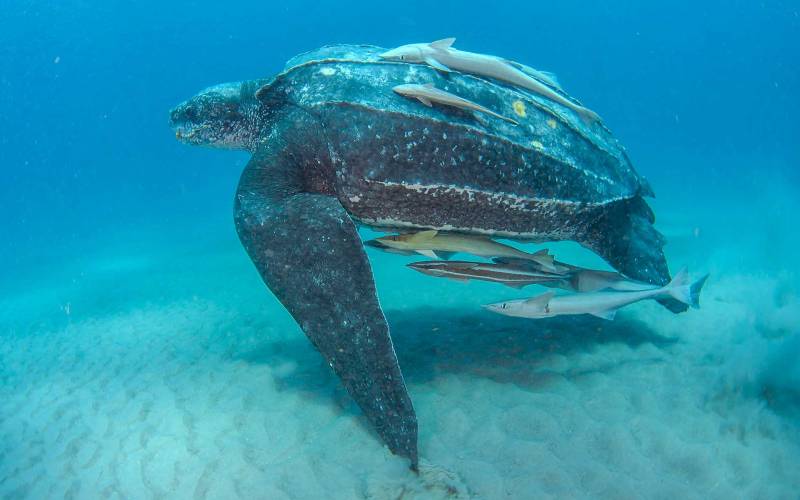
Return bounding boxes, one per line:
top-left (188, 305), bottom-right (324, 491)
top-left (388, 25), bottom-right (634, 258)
top-left (2, 213), bottom-right (799, 499)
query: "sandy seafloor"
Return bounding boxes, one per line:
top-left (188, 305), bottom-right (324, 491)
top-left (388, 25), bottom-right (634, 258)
top-left (1, 168), bottom-right (799, 499)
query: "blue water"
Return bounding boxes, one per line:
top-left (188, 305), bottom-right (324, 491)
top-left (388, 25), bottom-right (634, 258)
top-left (1, 2), bottom-right (799, 498)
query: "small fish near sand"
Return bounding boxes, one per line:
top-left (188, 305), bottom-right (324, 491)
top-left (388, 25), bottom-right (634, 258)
top-left (393, 83), bottom-right (519, 125)
top-left (407, 260), bottom-right (564, 289)
top-left (483, 268), bottom-right (709, 320)
top-left (493, 257), bottom-right (660, 293)
top-left (366, 230), bottom-right (562, 273)
top-left (380, 38), bottom-right (601, 123)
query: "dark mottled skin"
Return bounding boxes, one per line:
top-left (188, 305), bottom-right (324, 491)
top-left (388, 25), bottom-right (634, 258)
top-left (234, 121), bottom-right (417, 467)
top-left (170, 44), bottom-right (681, 471)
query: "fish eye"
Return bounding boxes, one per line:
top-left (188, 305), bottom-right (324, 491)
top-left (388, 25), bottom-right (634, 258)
top-left (399, 55), bottom-right (406, 61)
top-left (502, 303), bottom-right (507, 309)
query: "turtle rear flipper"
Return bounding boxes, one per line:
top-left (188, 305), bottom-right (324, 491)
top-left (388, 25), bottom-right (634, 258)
top-left (234, 146), bottom-right (418, 469)
top-left (583, 196), bottom-right (688, 313)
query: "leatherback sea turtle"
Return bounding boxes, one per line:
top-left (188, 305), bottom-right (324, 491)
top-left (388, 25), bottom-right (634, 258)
top-left (169, 44), bottom-right (680, 470)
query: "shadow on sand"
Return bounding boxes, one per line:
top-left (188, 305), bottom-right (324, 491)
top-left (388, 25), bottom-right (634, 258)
top-left (238, 305), bottom-right (676, 403)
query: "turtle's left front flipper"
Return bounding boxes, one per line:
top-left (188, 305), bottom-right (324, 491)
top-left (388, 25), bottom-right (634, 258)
top-left (234, 148), bottom-right (418, 470)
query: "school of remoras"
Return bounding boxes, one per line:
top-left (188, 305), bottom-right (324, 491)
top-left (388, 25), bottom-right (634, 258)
top-left (371, 39), bottom-right (708, 320)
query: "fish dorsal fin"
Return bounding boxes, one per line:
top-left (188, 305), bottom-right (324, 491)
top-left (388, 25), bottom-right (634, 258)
top-left (532, 250), bottom-right (555, 267)
top-left (416, 249), bottom-right (438, 259)
top-left (523, 291), bottom-right (555, 308)
top-left (416, 96), bottom-right (433, 107)
top-left (538, 71), bottom-right (562, 89)
top-left (433, 251), bottom-right (457, 260)
top-left (590, 309), bottom-right (617, 321)
top-left (532, 249), bottom-right (550, 257)
top-left (422, 83), bottom-right (435, 88)
top-left (503, 60), bottom-right (564, 91)
top-left (430, 37), bottom-right (456, 49)
top-left (504, 282), bottom-right (529, 289)
top-left (409, 230), bottom-right (438, 243)
top-left (492, 256), bottom-right (534, 269)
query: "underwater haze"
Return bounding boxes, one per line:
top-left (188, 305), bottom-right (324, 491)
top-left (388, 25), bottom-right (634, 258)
top-left (2, 1), bottom-right (799, 498)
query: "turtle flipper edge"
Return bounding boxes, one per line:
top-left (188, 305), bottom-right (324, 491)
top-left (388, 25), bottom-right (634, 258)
top-left (234, 149), bottom-right (419, 470)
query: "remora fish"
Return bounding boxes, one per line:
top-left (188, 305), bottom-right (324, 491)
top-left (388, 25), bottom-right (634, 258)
top-left (366, 230), bottom-right (561, 273)
top-left (407, 260), bottom-right (563, 288)
top-left (493, 257), bottom-right (659, 293)
top-left (484, 268), bottom-right (709, 320)
top-left (380, 38), bottom-right (601, 123)
top-left (393, 83), bottom-right (519, 125)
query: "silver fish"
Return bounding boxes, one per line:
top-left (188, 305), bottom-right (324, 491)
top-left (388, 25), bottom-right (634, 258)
top-left (484, 268), bottom-right (708, 320)
top-left (367, 230), bottom-right (562, 274)
top-left (393, 83), bottom-right (518, 125)
top-left (381, 38), bottom-right (601, 123)
top-left (407, 260), bottom-right (562, 288)
top-left (492, 257), bottom-right (658, 293)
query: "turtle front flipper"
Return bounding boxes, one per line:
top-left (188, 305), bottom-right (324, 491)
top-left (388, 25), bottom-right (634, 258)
top-left (234, 147), bottom-right (418, 470)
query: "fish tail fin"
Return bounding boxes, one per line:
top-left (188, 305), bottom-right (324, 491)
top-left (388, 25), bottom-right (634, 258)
top-left (582, 196), bottom-right (688, 313)
top-left (689, 275), bottom-right (709, 308)
top-left (484, 110), bottom-right (518, 126)
top-left (502, 114), bottom-right (520, 126)
top-left (665, 268), bottom-right (708, 308)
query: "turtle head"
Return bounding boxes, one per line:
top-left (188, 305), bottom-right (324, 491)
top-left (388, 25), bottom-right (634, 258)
top-left (170, 82), bottom-right (259, 150)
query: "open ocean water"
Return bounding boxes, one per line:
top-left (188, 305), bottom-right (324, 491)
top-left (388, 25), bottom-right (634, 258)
top-left (1, 1), bottom-right (799, 498)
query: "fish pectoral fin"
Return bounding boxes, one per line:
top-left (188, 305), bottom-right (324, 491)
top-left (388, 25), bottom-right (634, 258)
top-left (235, 143), bottom-right (417, 469)
top-left (429, 37), bottom-right (456, 49)
top-left (424, 56), bottom-right (452, 72)
top-left (416, 249), bottom-right (439, 259)
top-left (433, 251), bottom-right (457, 260)
top-left (590, 309), bottom-right (618, 321)
top-left (416, 96), bottom-right (433, 107)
